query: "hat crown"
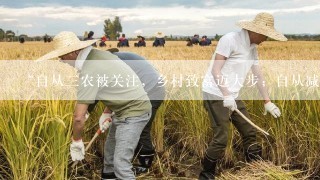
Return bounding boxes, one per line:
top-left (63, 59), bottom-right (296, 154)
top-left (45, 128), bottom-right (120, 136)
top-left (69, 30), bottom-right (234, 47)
top-left (253, 12), bottom-right (274, 29)
top-left (155, 31), bottom-right (165, 38)
top-left (53, 31), bottom-right (80, 50)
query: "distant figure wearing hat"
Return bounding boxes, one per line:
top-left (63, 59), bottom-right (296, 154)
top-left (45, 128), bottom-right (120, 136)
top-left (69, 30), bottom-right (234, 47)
top-left (44, 34), bottom-right (50, 43)
top-left (19, 36), bottom-right (25, 44)
top-left (99, 36), bottom-right (108, 47)
top-left (134, 35), bottom-right (146, 47)
top-left (37, 31), bottom-right (151, 180)
top-left (85, 31), bottom-right (94, 40)
top-left (153, 32), bottom-right (165, 47)
top-left (84, 31), bottom-right (97, 47)
top-left (199, 35), bottom-right (211, 46)
top-left (191, 34), bottom-right (200, 45)
top-left (117, 34), bottom-right (130, 47)
top-left (200, 12), bottom-right (287, 180)
top-left (186, 38), bottom-right (193, 46)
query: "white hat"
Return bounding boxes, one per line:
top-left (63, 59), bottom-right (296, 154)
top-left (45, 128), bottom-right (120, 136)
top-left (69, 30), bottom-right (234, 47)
top-left (155, 32), bottom-right (165, 38)
top-left (37, 31), bottom-right (98, 60)
top-left (236, 12), bottom-right (287, 41)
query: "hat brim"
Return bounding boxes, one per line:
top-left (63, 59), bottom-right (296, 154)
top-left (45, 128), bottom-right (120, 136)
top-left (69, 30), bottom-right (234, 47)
top-left (236, 21), bottom-right (287, 41)
top-left (37, 39), bottom-right (98, 61)
top-left (156, 35), bottom-right (165, 38)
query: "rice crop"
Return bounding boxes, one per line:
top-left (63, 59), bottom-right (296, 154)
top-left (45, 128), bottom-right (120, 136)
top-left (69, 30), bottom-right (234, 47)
top-left (0, 41), bottom-right (319, 179)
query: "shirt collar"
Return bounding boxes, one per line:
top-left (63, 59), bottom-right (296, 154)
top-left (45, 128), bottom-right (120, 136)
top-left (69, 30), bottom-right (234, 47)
top-left (75, 46), bottom-right (93, 70)
top-left (240, 29), bottom-right (256, 49)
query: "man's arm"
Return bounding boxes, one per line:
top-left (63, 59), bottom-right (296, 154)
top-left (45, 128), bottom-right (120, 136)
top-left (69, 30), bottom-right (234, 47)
top-left (73, 103), bottom-right (89, 140)
top-left (211, 53), bottom-right (232, 96)
top-left (251, 65), bottom-right (271, 103)
top-left (252, 65), bottom-right (281, 118)
top-left (211, 53), bottom-right (238, 111)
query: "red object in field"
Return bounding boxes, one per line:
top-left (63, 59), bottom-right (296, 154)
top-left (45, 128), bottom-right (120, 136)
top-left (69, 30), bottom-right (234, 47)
top-left (101, 36), bottom-right (107, 42)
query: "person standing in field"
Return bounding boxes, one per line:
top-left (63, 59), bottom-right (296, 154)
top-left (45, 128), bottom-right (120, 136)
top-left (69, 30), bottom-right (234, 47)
top-left (200, 12), bottom-right (287, 180)
top-left (37, 31), bottom-right (152, 180)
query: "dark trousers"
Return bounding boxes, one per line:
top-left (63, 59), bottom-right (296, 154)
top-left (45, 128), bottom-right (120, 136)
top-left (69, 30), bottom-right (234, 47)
top-left (203, 92), bottom-right (260, 160)
top-left (135, 99), bottom-right (163, 155)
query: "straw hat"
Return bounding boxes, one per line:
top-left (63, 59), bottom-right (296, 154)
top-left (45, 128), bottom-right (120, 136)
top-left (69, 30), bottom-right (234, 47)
top-left (155, 32), bottom-right (165, 38)
top-left (37, 31), bottom-right (98, 60)
top-left (236, 12), bottom-right (287, 41)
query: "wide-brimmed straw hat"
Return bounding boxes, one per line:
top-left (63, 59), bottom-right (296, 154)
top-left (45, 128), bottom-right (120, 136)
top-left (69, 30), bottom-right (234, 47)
top-left (155, 32), bottom-right (165, 38)
top-left (236, 12), bottom-right (287, 41)
top-left (37, 31), bottom-right (98, 60)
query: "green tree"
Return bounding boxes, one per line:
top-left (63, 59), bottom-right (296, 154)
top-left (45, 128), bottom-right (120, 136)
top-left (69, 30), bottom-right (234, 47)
top-left (6, 30), bottom-right (15, 36)
top-left (104, 19), bottom-right (112, 36)
top-left (0, 28), bottom-right (5, 41)
top-left (5, 30), bottom-right (15, 41)
top-left (103, 17), bottom-right (123, 40)
top-left (108, 21), bottom-right (116, 40)
top-left (104, 19), bottom-right (117, 40)
top-left (214, 34), bottom-right (220, 41)
top-left (113, 16), bottom-right (122, 38)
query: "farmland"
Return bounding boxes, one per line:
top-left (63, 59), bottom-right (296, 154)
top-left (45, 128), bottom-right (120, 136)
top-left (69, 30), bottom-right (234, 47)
top-left (0, 41), bottom-right (320, 179)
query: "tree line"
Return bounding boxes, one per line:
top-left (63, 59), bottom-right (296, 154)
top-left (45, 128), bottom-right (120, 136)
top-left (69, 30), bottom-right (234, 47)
top-left (1, 21), bottom-right (320, 42)
top-left (0, 29), bottom-right (17, 41)
top-left (0, 28), bottom-right (53, 42)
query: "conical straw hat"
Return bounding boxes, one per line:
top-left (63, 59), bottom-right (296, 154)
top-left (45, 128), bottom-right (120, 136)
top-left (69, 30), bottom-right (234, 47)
top-left (236, 12), bottom-right (287, 41)
top-left (155, 32), bottom-right (165, 38)
top-left (37, 31), bottom-right (98, 60)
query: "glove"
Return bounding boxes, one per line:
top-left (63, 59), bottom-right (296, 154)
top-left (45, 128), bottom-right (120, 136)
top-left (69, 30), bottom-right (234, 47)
top-left (263, 102), bottom-right (281, 118)
top-left (223, 95), bottom-right (237, 111)
top-left (85, 112), bottom-right (90, 121)
top-left (70, 139), bottom-right (85, 161)
top-left (99, 112), bottom-right (112, 133)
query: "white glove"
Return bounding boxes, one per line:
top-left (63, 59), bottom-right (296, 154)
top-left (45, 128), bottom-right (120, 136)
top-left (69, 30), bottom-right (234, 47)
top-left (99, 112), bottom-right (112, 133)
top-left (223, 95), bottom-right (237, 111)
top-left (85, 112), bottom-right (90, 121)
top-left (263, 102), bottom-right (281, 118)
top-left (70, 139), bottom-right (85, 161)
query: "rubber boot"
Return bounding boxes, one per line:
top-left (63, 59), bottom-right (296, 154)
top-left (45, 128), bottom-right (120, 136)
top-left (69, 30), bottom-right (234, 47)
top-left (101, 171), bottom-right (117, 180)
top-left (245, 146), bottom-right (262, 162)
top-left (199, 155), bottom-right (217, 180)
top-left (132, 154), bottom-right (154, 175)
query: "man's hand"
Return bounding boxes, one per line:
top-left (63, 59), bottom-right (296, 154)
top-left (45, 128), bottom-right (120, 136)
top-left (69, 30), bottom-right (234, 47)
top-left (70, 139), bottom-right (85, 161)
top-left (85, 112), bottom-right (90, 121)
top-left (223, 95), bottom-right (237, 111)
top-left (99, 112), bottom-right (112, 133)
top-left (263, 102), bottom-right (281, 118)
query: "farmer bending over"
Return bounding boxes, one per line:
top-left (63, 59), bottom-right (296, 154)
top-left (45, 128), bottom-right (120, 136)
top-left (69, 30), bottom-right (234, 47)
top-left (37, 31), bottom-right (152, 180)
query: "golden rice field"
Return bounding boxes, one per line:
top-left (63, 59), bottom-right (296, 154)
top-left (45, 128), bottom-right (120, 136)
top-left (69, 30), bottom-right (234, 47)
top-left (0, 41), bottom-right (320, 179)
